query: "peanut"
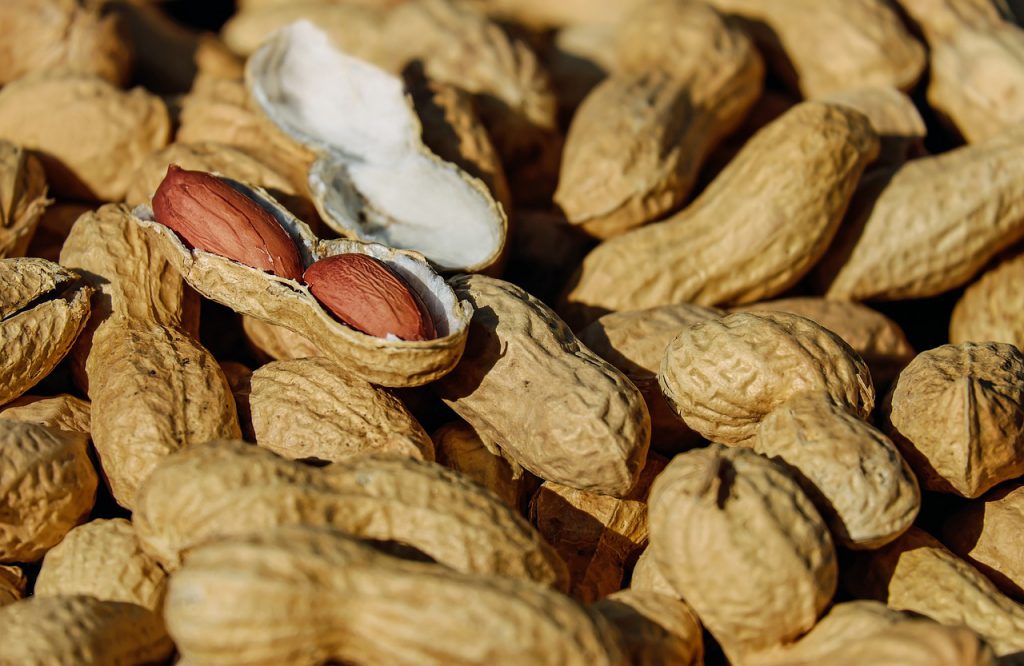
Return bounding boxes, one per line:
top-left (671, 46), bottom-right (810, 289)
top-left (0, 419), bottom-right (97, 563)
top-left (241, 313), bottom-right (320, 361)
top-left (591, 589), bottom-right (704, 666)
top-left (432, 421), bottom-right (528, 509)
top-left (249, 357), bottom-right (434, 462)
top-left (882, 342), bottom-right (1024, 497)
top-left (35, 518), bottom-right (168, 613)
top-left (303, 253), bottom-right (437, 341)
top-left (0, 140), bottom-right (49, 259)
top-left (0, 565), bottom-right (26, 607)
top-left (819, 86), bottom-right (927, 167)
top-left (942, 482), bottom-right (1024, 599)
top-left (437, 274), bottom-right (650, 497)
top-left (659, 311), bottom-right (874, 446)
top-left (165, 526), bottom-right (624, 666)
top-left (629, 547), bottom-right (675, 598)
top-left (950, 248), bottom-right (1024, 349)
top-left (0, 595), bottom-right (173, 665)
top-left (0, 393), bottom-right (90, 435)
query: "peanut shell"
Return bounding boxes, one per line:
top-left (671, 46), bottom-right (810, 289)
top-left (0, 420), bottom-right (97, 562)
top-left (660, 311), bottom-right (874, 446)
top-left (591, 589), bottom-right (704, 666)
top-left (943, 482), bottom-right (1024, 599)
top-left (629, 547), bottom-right (675, 598)
top-left (648, 445), bottom-right (837, 661)
top-left (819, 86), bottom-right (927, 166)
top-left (0, 393), bottom-right (90, 434)
top-left (0, 74), bottom-right (169, 201)
top-left (242, 314), bottom-right (320, 362)
top-left (0, 141), bottom-right (49, 259)
top-left (250, 357), bottom-right (434, 462)
top-left (950, 249), bottom-right (1024, 349)
top-left (563, 101), bottom-right (879, 324)
top-left (883, 342), bottom-right (1024, 497)
top-left (432, 421), bottom-right (526, 509)
top-left (437, 274), bottom-right (650, 497)
top-left (133, 440), bottom-right (569, 589)
top-left (36, 518), bottom-right (168, 613)
top-left (165, 526), bottom-right (623, 666)
top-left (0, 565), bottom-right (26, 607)
top-left (0, 595), bottom-right (172, 665)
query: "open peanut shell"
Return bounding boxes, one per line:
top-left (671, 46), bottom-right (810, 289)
top-left (133, 178), bottom-right (470, 388)
top-left (245, 20), bottom-right (507, 273)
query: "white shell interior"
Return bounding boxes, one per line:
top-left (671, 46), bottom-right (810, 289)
top-left (247, 21), bottom-right (505, 272)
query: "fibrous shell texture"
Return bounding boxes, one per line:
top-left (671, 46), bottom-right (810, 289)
top-left (562, 101), bottom-right (879, 324)
top-left (250, 357), bottom-right (434, 462)
top-left (704, 0), bottom-right (926, 97)
top-left (437, 274), bottom-right (651, 497)
top-left (748, 600), bottom-right (997, 666)
top-left (579, 304), bottom-right (723, 452)
top-left (35, 518), bottom-right (168, 613)
top-left (734, 297), bottom-right (915, 387)
top-left (0, 141), bottom-right (49, 259)
top-left (900, 0), bottom-right (1024, 142)
top-left (943, 482), bottom-right (1024, 599)
top-left (0, 594), bottom-right (173, 665)
top-left (883, 342), bottom-right (1024, 497)
top-left (0, 419), bottom-right (97, 562)
top-left (134, 178), bottom-right (471, 388)
top-left (591, 589), bottom-right (704, 666)
top-left (133, 440), bottom-right (568, 589)
top-left (648, 445), bottom-right (837, 661)
top-left (0, 393), bottom-right (91, 434)
top-left (659, 311), bottom-right (875, 446)
top-left (0, 74), bottom-right (170, 201)
top-left (554, 0), bottom-right (764, 238)
top-left (950, 249), bottom-right (1024, 349)
top-left (847, 526), bottom-right (1024, 657)
top-left (755, 393), bottom-right (920, 549)
top-left (165, 526), bottom-right (623, 666)
top-left (0, 0), bottom-right (134, 86)
top-left (820, 127), bottom-right (1024, 300)
top-left (247, 21), bottom-right (506, 273)
top-left (0, 257), bottom-right (91, 406)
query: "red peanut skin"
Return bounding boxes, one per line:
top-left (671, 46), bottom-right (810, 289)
top-left (152, 165), bottom-right (304, 280)
top-left (304, 254), bottom-right (436, 341)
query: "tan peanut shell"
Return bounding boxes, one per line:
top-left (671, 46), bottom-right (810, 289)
top-left (555, 0), bottom-right (764, 238)
top-left (464, 0), bottom-right (643, 28)
top-left (950, 249), bottom-right (1024, 348)
top-left (819, 86), bottom-right (927, 166)
top-left (660, 311), bottom-right (875, 446)
top-left (0, 0), bottom-right (134, 86)
top-left (544, 22), bottom-right (616, 116)
top-left (0, 595), bottom-right (173, 665)
top-left (531, 456), bottom-right (665, 603)
top-left (820, 128), bottom-right (1024, 300)
top-left (734, 297), bottom-right (915, 386)
top-left (0, 565), bottom-right (26, 607)
top-left (0, 257), bottom-right (91, 406)
top-left (562, 101), bottom-right (879, 324)
top-left (629, 547), bottom-right (676, 598)
top-left (133, 440), bottom-right (568, 589)
top-left (705, 0), bottom-right (926, 97)
top-left (250, 357), bottom-right (433, 462)
top-left (900, 0), bottom-right (1024, 142)
top-left (0, 393), bottom-right (90, 434)
top-left (591, 589), bottom-right (704, 666)
top-left (35, 518), bottom-right (168, 613)
top-left (0, 141), bottom-right (49, 259)
top-left (432, 421), bottom-right (526, 508)
top-left (755, 393), bottom-right (920, 549)
top-left (0, 419), bottom-right (97, 562)
top-left (579, 304), bottom-right (724, 452)
top-left (165, 526), bottom-right (623, 666)
top-left (848, 526), bottom-right (1024, 657)
top-left (749, 600), bottom-right (997, 666)
top-left (648, 445), bottom-right (837, 661)
top-left (883, 342), bottom-right (1024, 498)
top-left (242, 314), bottom-right (320, 362)
top-left (943, 482), bottom-right (1024, 599)
top-left (135, 179), bottom-right (472, 388)
top-left (437, 274), bottom-right (650, 497)
top-left (0, 74), bottom-right (169, 201)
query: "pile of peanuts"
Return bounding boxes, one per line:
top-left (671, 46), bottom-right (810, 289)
top-left (1, 0), bottom-right (1024, 664)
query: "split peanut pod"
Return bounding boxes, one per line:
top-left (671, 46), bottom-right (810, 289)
top-left (0, 140), bottom-right (49, 259)
top-left (133, 440), bottom-right (569, 589)
top-left (0, 419), bottom-right (97, 563)
top-left (0, 257), bottom-right (91, 406)
top-left (648, 445), bottom-right (837, 662)
top-left (134, 173), bottom-right (471, 387)
top-left (883, 342), bottom-right (1024, 498)
top-left (437, 274), bottom-right (651, 497)
top-left (659, 311), bottom-right (874, 446)
top-left (165, 526), bottom-right (623, 666)
top-left (246, 20), bottom-right (507, 273)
